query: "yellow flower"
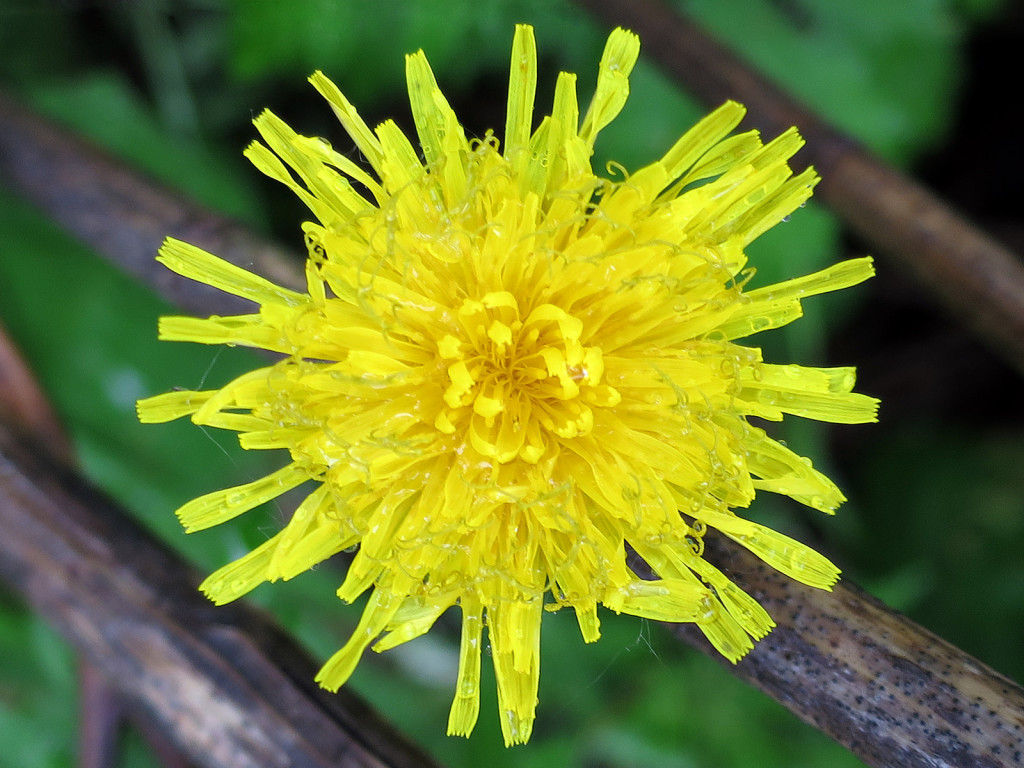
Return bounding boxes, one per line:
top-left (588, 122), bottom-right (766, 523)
top-left (138, 25), bottom-right (877, 746)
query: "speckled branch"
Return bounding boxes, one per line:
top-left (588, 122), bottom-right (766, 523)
top-left (574, 0), bottom-right (1024, 379)
top-left (2, 86), bottom-right (1023, 767)
top-left (631, 541), bottom-right (1024, 768)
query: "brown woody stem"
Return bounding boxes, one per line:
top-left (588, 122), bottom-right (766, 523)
top-left (0, 421), bottom-right (441, 768)
top-left (0, 90), bottom-right (304, 319)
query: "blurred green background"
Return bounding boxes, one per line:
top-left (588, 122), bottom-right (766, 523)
top-left (1, 0), bottom-right (1021, 766)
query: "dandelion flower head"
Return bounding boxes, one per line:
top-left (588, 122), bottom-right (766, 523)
top-left (138, 25), bottom-right (878, 746)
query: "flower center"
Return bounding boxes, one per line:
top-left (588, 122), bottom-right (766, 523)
top-left (434, 292), bottom-right (614, 464)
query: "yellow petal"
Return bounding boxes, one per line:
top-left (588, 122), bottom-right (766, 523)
top-left (175, 463), bottom-right (309, 533)
top-left (579, 27), bottom-right (641, 145)
top-left (446, 596), bottom-right (484, 738)
top-left (136, 390), bottom-right (215, 423)
top-left (157, 238), bottom-right (305, 307)
top-left (504, 24), bottom-right (538, 169)
top-left (316, 589), bottom-right (402, 691)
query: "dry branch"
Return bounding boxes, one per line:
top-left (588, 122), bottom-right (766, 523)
top-left (0, 419), bottom-right (442, 768)
top-left (0, 90), bottom-right (304, 319)
top-left (2, 71), bottom-right (1024, 767)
